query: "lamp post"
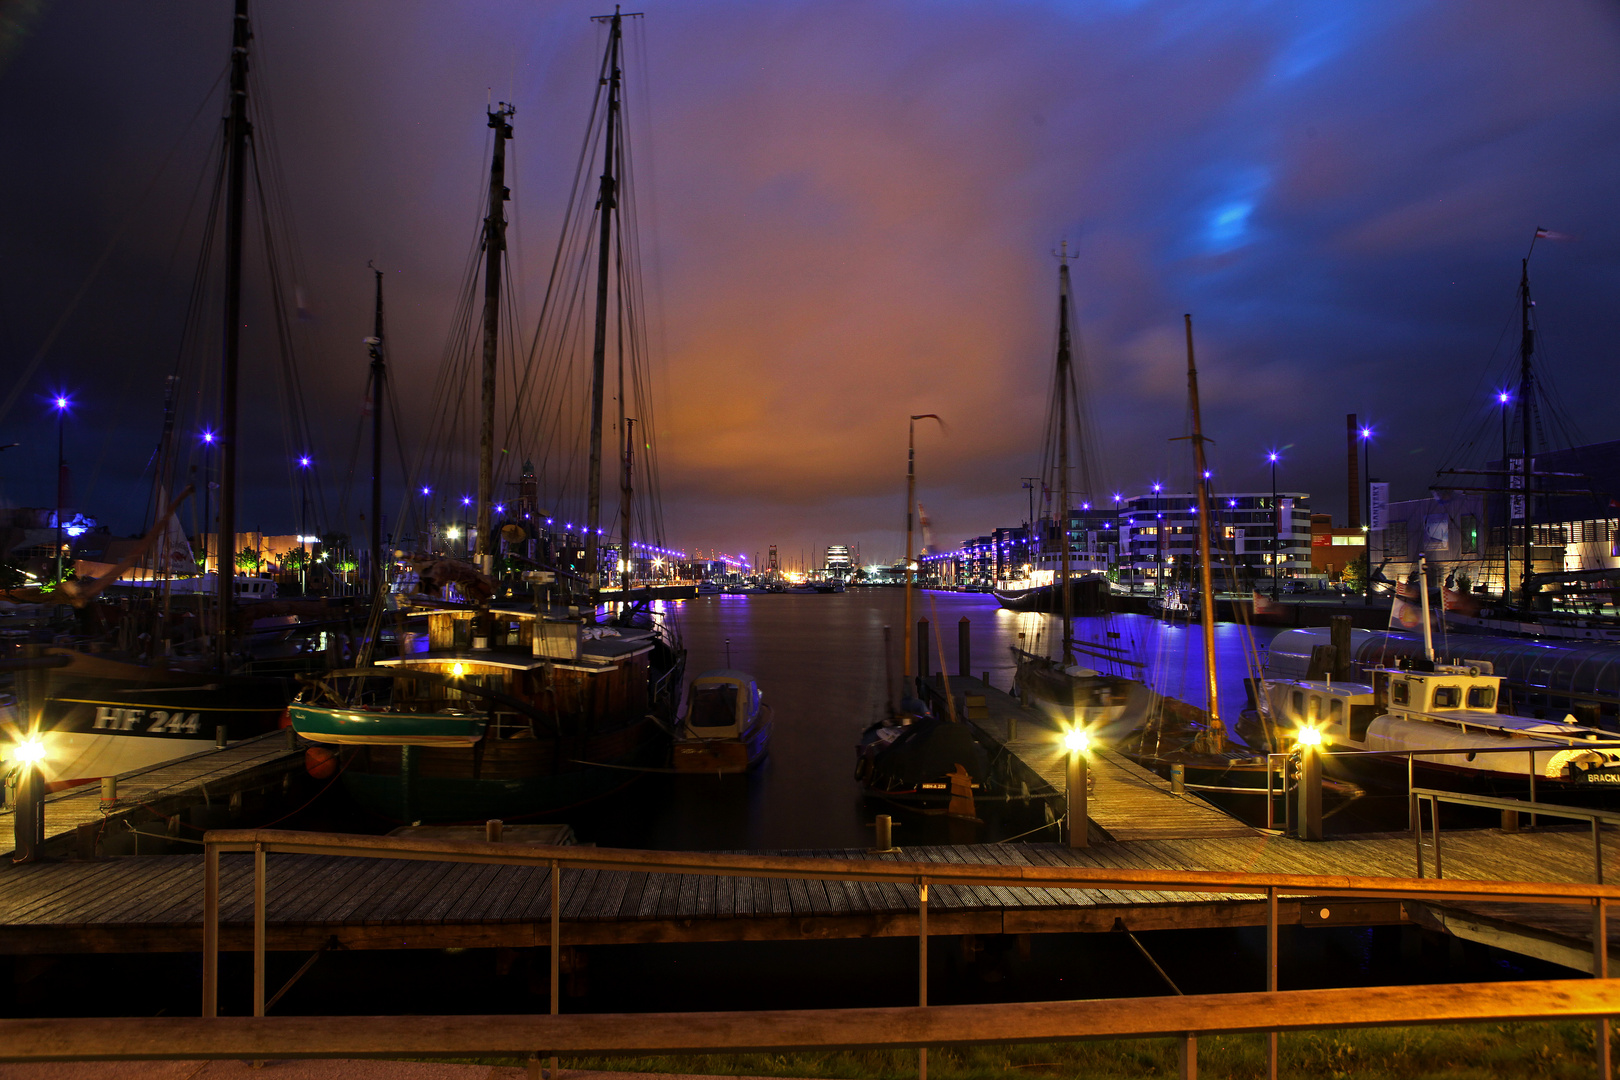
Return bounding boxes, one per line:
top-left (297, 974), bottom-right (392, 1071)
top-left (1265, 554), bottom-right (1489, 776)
top-left (1268, 451), bottom-right (1281, 601)
top-left (1498, 390), bottom-right (1511, 600)
top-left (420, 486), bottom-right (432, 552)
top-left (1064, 727), bottom-right (1089, 849)
top-left (1360, 427), bottom-right (1373, 605)
top-left (201, 430), bottom-right (216, 576)
top-left (297, 455), bottom-right (312, 594)
top-left (52, 395), bottom-right (69, 584)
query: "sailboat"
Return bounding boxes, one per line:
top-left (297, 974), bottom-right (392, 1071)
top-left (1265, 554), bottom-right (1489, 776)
top-left (1006, 255), bottom-right (1155, 738)
top-left (15, 0), bottom-right (312, 790)
top-left (853, 414), bottom-right (990, 805)
top-left (290, 10), bottom-right (685, 822)
top-left (1433, 234), bottom-right (1620, 639)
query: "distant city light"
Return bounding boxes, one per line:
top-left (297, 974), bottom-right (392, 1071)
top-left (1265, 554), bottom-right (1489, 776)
top-left (462, 496), bottom-right (472, 507)
top-left (298, 455), bottom-right (311, 468)
top-left (1267, 451), bottom-right (1279, 463)
top-left (201, 430), bottom-right (216, 444)
top-left (421, 486), bottom-right (431, 496)
top-left (1359, 427), bottom-right (1372, 440)
top-left (1497, 391), bottom-right (1510, 405)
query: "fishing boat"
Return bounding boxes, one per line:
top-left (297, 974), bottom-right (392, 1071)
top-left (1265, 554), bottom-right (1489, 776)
top-left (290, 11), bottom-right (685, 822)
top-left (1007, 253), bottom-right (1155, 741)
top-left (1262, 556), bottom-right (1620, 790)
top-left (672, 669), bottom-right (770, 774)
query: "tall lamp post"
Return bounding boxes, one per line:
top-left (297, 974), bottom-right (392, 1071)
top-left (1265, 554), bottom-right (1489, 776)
top-left (297, 455), bottom-right (312, 594)
top-left (200, 430), bottom-right (216, 576)
top-left (1498, 390), bottom-right (1512, 600)
top-left (52, 395), bottom-right (70, 584)
top-left (1268, 451), bottom-right (1281, 600)
top-left (1360, 426), bottom-right (1373, 606)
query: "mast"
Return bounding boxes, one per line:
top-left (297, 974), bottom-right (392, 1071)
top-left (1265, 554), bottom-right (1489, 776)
top-left (1056, 261), bottom-right (1075, 664)
top-left (585, 8), bottom-right (624, 595)
top-left (621, 417), bottom-right (636, 591)
top-left (476, 104), bottom-right (515, 575)
top-left (1517, 258), bottom-right (1534, 609)
top-left (1183, 315), bottom-right (1224, 749)
top-left (368, 265), bottom-right (386, 590)
top-left (216, 0), bottom-right (251, 666)
top-left (904, 417), bottom-right (918, 693)
top-left (902, 413), bottom-right (941, 697)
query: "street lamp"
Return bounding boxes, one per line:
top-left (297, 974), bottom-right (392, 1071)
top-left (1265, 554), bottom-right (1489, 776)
top-left (1360, 426), bottom-right (1374, 605)
top-left (1498, 390), bottom-right (1512, 600)
top-left (1267, 450), bottom-right (1281, 601)
top-left (1064, 726), bottom-right (1090, 849)
top-left (51, 395), bottom-right (70, 585)
top-left (297, 455), bottom-right (312, 593)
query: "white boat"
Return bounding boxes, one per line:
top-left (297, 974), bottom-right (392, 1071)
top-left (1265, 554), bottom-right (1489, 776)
top-left (1264, 555), bottom-right (1620, 786)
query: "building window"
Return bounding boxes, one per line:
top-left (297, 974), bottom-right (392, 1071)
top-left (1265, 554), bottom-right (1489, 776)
top-left (1384, 522), bottom-right (1408, 558)
top-left (1460, 514), bottom-right (1479, 555)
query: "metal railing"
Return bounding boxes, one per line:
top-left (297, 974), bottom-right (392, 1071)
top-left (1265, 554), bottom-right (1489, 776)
top-left (171, 827), bottom-right (1620, 1080)
top-left (1258, 740), bottom-right (1620, 833)
top-left (1413, 788), bottom-right (1620, 882)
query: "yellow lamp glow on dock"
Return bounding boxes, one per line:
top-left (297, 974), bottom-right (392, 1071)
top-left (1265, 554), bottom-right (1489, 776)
top-left (1063, 728), bottom-right (1090, 754)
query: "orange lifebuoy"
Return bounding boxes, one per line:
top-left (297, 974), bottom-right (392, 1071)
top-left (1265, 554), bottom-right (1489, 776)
top-left (304, 746), bottom-right (339, 779)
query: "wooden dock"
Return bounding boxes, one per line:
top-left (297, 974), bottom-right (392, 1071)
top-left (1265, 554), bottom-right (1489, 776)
top-left (926, 673), bottom-right (1258, 842)
top-left (4, 827), bottom-right (1617, 960)
top-left (0, 730), bottom-right (304, 861)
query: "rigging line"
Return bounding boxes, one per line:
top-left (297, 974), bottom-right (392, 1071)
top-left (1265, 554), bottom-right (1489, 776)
top-left (0, 60), bottom-right (230, 429)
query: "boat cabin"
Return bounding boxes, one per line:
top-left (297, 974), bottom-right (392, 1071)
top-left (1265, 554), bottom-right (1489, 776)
top-left (1269, 679), bottom-right (1379, 743)
top-left (683, 670), bottom-right (761, 739)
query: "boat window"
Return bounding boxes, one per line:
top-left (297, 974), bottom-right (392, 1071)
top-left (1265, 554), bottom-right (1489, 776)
top-left (1350, 704), bottom-right (1377, 741)
top-left (690, 684), bottom-right (739, 728)
top-left (1391, 682), bottom-right (1408, 706)
top-left (1308, 696), bottom-right (1321, 721)
top-left (1432, 686), bottom-right (1461, 709)
top-left (1329, 698), bottom-right (1344, 724)
top-left (1467, 686), bottom-right (1496, 710)
top-left (1290, 691), bottom-right (1304, 717)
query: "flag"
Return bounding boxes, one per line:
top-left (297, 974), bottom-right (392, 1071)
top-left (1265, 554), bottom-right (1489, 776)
top-left (1535, 227), bottom-right (1575, 241)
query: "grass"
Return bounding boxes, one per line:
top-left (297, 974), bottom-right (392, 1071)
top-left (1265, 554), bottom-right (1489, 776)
top-left (451, 1022), bottom-right (1612, 1080)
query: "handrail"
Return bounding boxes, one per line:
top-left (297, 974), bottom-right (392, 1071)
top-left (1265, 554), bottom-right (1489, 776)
top-left (4, 979), bottom-right (1620, 1063)
top-left (198, 828), bottom-right (1620, 1080)
top-left (1412, 787), bottom-right (1620, 883)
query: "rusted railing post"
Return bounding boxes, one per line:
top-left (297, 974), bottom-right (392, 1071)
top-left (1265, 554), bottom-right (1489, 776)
top-left (202, 839), bottom-right (219, 1018)
top-left (1178, 1033), bottom-right (1197, 1079)
top-left (551, 858), bottom-right (562, 1080)
top-left (918, 879), bottom-right (929, 1080)
top-left (1596, 898), bottom-right (1611, 1080)
top-left (253, 842), bottom-right (267, 1017)
top-left (1267, 886), bottom-right (1278, 1080)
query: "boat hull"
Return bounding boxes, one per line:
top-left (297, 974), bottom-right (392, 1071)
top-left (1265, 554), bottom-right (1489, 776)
top-left (993, 577), bottom-right (1110, 614)
top-left (35, 669), bottom-right (290, 789)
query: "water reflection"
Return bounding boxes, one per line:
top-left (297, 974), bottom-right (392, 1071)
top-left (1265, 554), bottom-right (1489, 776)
top-left (566, 589), bottom-right (1282, 852)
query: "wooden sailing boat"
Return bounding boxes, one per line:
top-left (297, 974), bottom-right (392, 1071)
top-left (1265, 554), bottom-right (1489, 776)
top-left (1007, 255), bottom-right (1155, 738)
top-left (22, 0), bottom-right (304, 790)
top-left (290, 10), bottom-right (684, 822)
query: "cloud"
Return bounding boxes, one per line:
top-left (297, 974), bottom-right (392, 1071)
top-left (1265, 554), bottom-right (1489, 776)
top-left (1, 0), bottom-right (1618, 562)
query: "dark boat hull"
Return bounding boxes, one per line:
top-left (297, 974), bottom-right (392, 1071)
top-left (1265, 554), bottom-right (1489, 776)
top-left (993, 577), bottom-right (1110, 614)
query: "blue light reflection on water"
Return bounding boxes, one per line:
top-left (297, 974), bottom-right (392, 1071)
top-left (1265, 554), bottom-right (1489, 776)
top-left (583, 589), bottom-right (1285, 853)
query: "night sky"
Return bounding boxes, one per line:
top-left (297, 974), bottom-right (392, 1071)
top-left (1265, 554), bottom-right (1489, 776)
top-left (2, 0), bottom-right (1618, 565)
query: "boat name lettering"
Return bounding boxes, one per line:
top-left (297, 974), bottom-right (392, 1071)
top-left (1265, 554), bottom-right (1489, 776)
top-left (92, 707), bottom-right (203, 735)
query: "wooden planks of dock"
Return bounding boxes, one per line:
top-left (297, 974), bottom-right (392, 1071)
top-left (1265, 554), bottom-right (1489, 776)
top-left (4, 828), bottom-right (1618, 957)
top-left (0, 730), bottom-right (304, 861)
top-left (931, 673), bottom-right (1258, 841)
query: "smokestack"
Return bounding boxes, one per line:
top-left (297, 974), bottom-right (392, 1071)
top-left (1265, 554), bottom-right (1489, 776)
top-left (1346, 413), bottom-right (1360, 529)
